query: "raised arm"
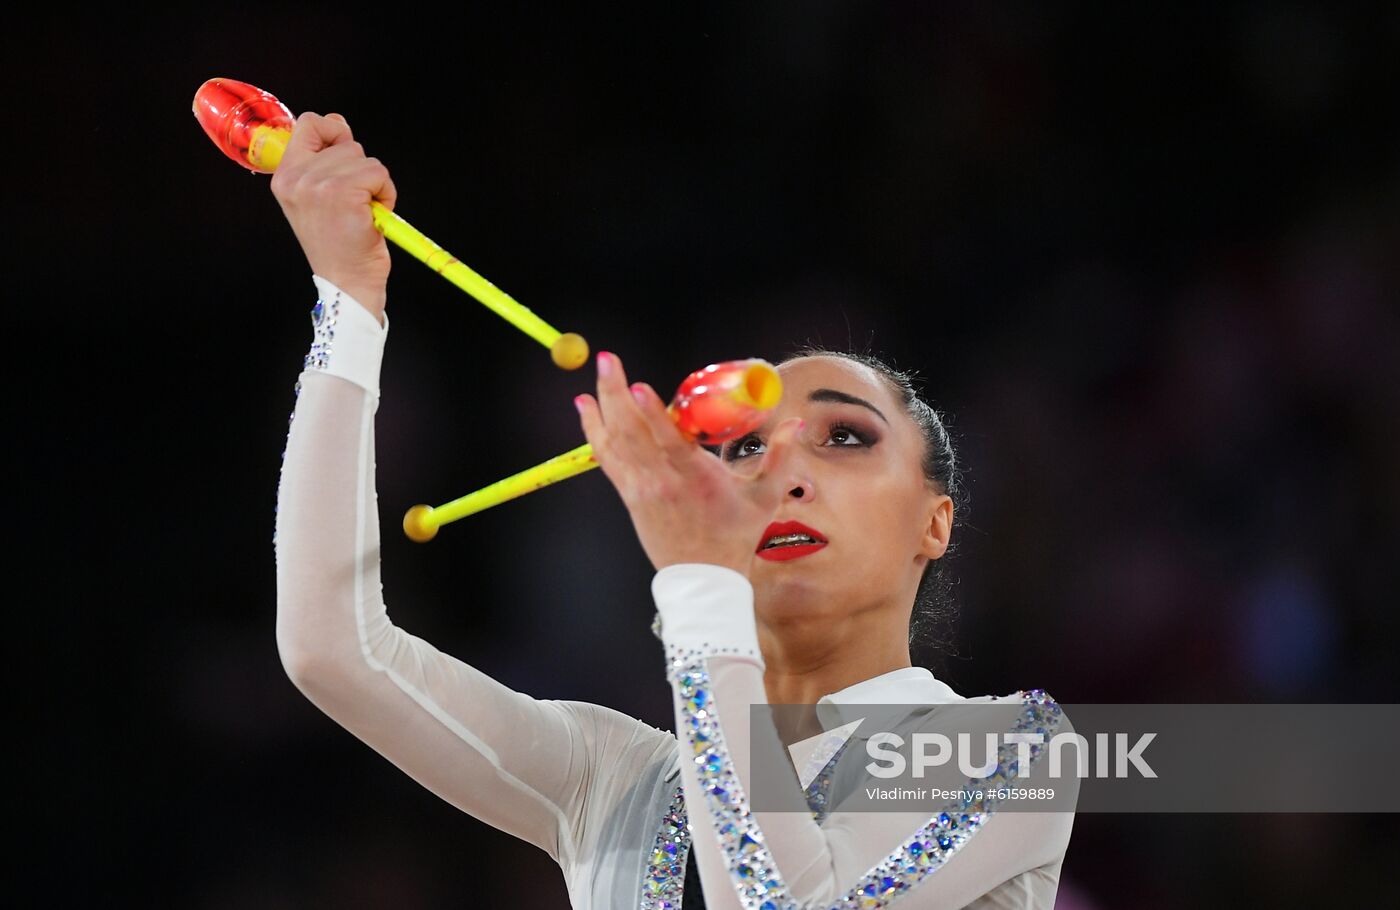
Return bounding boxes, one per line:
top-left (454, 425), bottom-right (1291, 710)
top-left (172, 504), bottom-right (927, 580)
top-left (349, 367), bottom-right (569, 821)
top-left (653, 565), bottom-right (1075, 909)
top-left (270, 113), bottom-right (674, 874)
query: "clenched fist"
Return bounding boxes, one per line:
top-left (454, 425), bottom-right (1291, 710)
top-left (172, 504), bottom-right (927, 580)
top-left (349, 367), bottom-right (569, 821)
top-left (270, 112), bottom-right (397, 325)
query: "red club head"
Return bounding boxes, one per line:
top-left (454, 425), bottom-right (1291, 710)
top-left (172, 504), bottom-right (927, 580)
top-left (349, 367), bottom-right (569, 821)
top-left (669, 359), bottom-right (783, 444)
top-left (192, 78), bottom-right (294, 173)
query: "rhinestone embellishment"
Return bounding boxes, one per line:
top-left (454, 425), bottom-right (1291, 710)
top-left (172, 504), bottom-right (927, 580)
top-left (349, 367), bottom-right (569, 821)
top-left (304, 291), bottom-right (340, 372)
top-left (797, 734), bottom-right (852, 826)
top-left (664, 649), bottom-right (1063, 909)
top-left (639, 744), bottom-right (850, 908)
top-left (641, 784), bottom-right (692, 910)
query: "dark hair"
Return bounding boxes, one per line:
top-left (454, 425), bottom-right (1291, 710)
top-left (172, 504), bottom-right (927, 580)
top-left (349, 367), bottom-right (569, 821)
top-left (780, 345), bottom-right (965, 656)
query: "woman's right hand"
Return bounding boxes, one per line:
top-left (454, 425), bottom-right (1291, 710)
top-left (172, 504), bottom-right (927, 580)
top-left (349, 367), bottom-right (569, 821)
top-left (270, 112), bottom-right (397, 325)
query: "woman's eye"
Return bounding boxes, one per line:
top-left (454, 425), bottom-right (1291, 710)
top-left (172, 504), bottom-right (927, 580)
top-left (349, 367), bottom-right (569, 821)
top-left (728, 420), bottom-right (868, 456)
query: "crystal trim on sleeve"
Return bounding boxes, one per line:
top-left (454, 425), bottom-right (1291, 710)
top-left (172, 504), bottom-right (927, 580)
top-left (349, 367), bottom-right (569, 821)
top-left (665, 647), bottom-right (1063, 910)
top-left (304, 289), bottom-right (340, 372)
top-left (797, 735), bottom-right (853, 827)
top-left (641, 784), bottom-right (692, 910)
top-left (640, 739), bottom-right (854, 907)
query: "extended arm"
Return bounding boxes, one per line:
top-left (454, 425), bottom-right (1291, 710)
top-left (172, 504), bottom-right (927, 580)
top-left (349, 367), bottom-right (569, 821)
top-left (274, 278), bottom-right (670, 870)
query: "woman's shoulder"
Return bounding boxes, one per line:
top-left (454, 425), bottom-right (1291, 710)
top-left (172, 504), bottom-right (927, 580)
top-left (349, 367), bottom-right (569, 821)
top-left (947, 688), bottom-right (1080, 816)
top-left (545, 698), bottom-right (678, 777)
top-left (948, 688), bottom-right (1071, 744)
top-left (958, 686), bottom-right (1063, 712)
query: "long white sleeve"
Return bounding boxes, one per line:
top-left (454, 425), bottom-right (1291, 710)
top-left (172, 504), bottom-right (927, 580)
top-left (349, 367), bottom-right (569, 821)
top-left (654, 564), bottom-right (1075, 909)
top-left (273, 278), bottom-right (675, 889)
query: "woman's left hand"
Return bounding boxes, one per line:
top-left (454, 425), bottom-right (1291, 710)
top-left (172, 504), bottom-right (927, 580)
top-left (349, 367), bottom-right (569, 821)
top-left (575, 351), bottom-right (804, 577)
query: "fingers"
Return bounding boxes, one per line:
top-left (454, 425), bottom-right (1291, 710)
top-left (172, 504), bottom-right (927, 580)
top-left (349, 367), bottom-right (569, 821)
top-left (576, 354), bottom-right (693, 501)
top-left (372, 158), bottom-right (397, 211)
top-left (303, 139), bottom-right (365, 164)
top-left (315, 114), bottom-right (394, 209)
top-left (273, 137), bottom-right (394, 213)
top-left (308, 146), bottom-right (391, 193)
top-left (594, 352), bottom-right (654, 463)
top-left (283, 111), bottom-right (354, 164)
top-left (575, 393), bottom-right (607, 458)
top-left (575, 388), bottom-right (646, 504)
top-left (629, 381), bottom-right (691, 459)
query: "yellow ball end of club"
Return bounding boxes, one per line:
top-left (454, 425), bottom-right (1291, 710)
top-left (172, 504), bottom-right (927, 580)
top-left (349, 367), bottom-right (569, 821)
top-left (550, 333), bottom-right (590, 370)
top-left (403, 504), bottom-right (439, 543)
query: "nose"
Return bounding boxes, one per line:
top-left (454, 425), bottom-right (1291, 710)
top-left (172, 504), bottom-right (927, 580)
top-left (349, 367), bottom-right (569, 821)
top-left (764, 416), bottom-right (815, 502)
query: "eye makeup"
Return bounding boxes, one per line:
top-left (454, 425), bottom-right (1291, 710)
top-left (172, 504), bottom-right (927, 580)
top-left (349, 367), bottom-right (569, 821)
top-left (720, 417), bottom-right (881, 462)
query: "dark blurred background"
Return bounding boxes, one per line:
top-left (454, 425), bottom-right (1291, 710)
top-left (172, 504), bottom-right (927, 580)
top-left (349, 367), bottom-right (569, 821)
top-left (15, 3), bottom-right (1399, 907)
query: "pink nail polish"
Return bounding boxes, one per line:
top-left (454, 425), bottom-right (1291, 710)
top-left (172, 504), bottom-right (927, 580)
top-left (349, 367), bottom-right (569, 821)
top-left (597, 351), bottom-right (614, 376)
top-left (574, 394), bottom-right (587, 413)
top-left (631, 385), bottom-right (646, 404)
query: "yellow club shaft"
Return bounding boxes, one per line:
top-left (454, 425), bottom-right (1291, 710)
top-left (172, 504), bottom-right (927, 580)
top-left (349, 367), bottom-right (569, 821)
top-left (192, 75), bottom-right (591, 366)
top-left (368, 202), bottom-right (589, 368)
top-left (369, 202), bottom-right (556, 347)
top-left (404, 443), bottom-right (598, 541)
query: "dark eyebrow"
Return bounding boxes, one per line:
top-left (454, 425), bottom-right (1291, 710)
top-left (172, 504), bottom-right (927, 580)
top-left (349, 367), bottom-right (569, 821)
top-left (711, 383), bottom-right (896, 453)
top-left (807, 388), bottom-right (888, 424)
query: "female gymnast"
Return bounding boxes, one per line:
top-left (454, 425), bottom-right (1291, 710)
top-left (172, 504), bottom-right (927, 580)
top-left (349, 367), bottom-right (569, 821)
top-left (273, 111), bottom-right (1075, 909)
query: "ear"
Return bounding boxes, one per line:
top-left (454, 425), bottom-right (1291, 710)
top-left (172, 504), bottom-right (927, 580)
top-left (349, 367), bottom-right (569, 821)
top-left (919, 493), bottom-right (954, 560)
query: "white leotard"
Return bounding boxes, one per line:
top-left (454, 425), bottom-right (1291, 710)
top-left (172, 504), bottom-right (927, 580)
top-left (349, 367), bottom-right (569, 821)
top-left (274, 277), bottom-right (1075, 909)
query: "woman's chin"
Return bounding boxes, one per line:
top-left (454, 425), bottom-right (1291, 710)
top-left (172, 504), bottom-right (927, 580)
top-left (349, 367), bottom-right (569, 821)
top-left (752, 573), bottom-right (828, 617)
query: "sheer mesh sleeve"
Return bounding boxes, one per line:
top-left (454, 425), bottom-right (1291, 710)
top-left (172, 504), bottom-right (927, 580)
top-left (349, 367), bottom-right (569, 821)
top-left (273, 280), bottom-right (673, 879)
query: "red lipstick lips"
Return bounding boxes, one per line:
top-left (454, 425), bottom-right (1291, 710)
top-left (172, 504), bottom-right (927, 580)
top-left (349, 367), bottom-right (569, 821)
top-left (756, 520), bottom-right (829, 562)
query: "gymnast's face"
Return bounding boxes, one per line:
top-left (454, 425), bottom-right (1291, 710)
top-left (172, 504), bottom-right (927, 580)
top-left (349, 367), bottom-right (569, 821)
top-left (719, 355), bottom-right (952, 634)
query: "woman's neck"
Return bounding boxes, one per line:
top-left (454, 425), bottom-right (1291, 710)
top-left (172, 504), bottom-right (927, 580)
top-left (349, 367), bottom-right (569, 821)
top-left (757, 611), bottom-right (912, 708)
